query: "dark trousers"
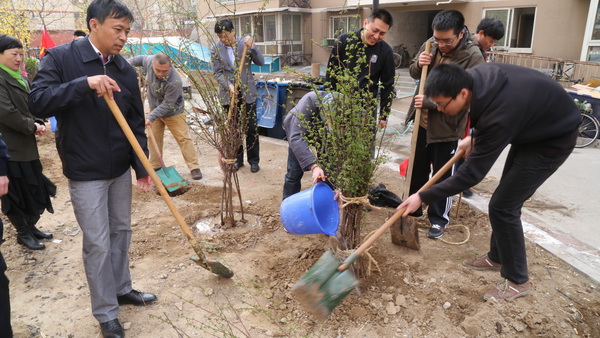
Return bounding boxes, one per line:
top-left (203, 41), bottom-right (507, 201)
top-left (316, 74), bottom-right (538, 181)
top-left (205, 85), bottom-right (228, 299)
top-left (282, 148), bottom-right (334, 201)
top-left (0, 221), bottom-right (12, 337)
top-left (487, 146), bottom-right (572, 284)
top-left (224, 102), bottom-right (260, 166)
top-left (282, 148), bottom-right (304, 200)
top-left (410, 126), bottom-right (457, 226)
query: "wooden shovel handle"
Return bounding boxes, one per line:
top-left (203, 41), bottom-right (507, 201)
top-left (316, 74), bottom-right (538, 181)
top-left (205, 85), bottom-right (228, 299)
top-left (403, 40), bottom-right (432, 200)
top-left (339, 148), bottom-right (465, 271)
top-left (146, 124), bottom-right (166, 168)
top-left (227, 43), bottom-right (249, 121)
top-left (104, 94), bottom-right (197, 242)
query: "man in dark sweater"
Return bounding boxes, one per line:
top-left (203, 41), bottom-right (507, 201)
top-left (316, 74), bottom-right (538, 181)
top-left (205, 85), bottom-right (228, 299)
top-left (398, 63), bottom-right (579, 301)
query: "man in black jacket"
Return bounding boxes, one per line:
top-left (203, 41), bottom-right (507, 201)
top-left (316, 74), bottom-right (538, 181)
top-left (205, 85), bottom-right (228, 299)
top-left (398, 63), bottom-right (579, 301)
top-left (29, 0), bottom-right (156, 337)
top-left (326, 8), bottom-right (395, 129)
top-left (282, 9), bottom-right (395, 199)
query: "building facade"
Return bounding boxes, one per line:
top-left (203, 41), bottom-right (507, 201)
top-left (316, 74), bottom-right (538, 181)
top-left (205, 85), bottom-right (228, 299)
top-left (197, 0), bottom-right (594, 65)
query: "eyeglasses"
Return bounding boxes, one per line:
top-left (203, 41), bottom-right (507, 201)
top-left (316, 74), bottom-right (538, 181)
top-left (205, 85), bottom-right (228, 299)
top-left (433, 37), bottom-right (457, 46)
top-left (433, 97), bottom-right (454, 111)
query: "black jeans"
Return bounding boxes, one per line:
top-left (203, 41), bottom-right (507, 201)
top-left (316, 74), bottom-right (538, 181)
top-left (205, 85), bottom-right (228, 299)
top-left (282, 148), bottom-right (304, 200)
top-left (410, 126), bottom-right (457, 226)
top-left (224, 102), bottom-right (260, 166)
top-left (487, 146), bottom-right (572, 284)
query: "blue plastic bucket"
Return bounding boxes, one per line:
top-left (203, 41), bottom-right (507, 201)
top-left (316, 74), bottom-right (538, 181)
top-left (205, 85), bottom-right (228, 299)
top-left (49, 116), bottom-right (57, 132)
top-left (280, 182), bottom-right (339, 236)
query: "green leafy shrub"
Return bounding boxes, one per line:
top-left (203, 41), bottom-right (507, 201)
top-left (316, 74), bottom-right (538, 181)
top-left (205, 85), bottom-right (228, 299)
top-left (24, 57), bottom-right (39, 81)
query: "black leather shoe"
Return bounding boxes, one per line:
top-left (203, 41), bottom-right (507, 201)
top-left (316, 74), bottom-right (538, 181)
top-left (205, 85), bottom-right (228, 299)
top-left (233, 163), bottom-right (243, 172)
top-left (31, 225), bottom-right (53, 240)
top-left (250, 163), bottom-right (260, 173)
top-left (117, 289), bottom-right (157, 306)
top-left (100, 319), bottom-right (124, 338)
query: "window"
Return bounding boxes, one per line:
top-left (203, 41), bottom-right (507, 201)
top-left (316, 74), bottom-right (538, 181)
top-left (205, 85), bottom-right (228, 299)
top-left (330, 15), bottom-right (360, 38)
top-left (224, 13), bottom-right (304, 56)
top-left (254, 15), bottom-right (264, 43)
top-left (587, 46), bottom-right (600, 62)
top-left (282, 14), bottom-right (302, 41)
top-left (484, 7), bottom-right (536, 52)
top-left (232, 16), bottom-right (252, 36)
top-left (592, 6), bottom-right (600, 40)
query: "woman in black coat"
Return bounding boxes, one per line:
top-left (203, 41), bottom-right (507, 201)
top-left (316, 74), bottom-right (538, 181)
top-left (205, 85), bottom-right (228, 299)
top-left (0, 35), bottom-right (55, 250)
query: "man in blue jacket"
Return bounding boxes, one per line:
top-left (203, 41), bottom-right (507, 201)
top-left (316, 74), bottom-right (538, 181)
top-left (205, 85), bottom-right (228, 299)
top-left (399, 63), bottom-right (579, 301)
top-left (29, 0), bottom-right (156, 337)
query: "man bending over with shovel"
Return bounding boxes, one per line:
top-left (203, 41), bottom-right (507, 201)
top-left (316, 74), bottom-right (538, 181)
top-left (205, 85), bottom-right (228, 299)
top-left (127, 53), bottom-right (203, 181)
top-left (398, 63), bottom-right (579, 301)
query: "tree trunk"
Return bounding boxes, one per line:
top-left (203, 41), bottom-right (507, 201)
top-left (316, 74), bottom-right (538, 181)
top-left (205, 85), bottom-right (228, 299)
top-left (338, 204), bottom-right (366, 278)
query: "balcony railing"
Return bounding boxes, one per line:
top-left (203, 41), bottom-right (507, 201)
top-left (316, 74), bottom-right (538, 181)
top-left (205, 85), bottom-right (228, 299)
top-left (280, 0), bottom-right (310, 8)
top-left (489, 52), bottom-right (600, 86)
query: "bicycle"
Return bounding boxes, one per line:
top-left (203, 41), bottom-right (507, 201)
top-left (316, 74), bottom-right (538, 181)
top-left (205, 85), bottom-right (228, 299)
top-left (574, 99), bottom-right (599, 148)
top-left (392, 44), bottom-right (410, 69)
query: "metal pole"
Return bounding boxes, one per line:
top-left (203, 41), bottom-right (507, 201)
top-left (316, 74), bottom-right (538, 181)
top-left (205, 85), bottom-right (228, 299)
top-left (373, 0), bottom-right (379, 10)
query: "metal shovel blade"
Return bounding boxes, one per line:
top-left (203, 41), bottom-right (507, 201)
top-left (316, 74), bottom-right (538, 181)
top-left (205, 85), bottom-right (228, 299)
top-left (190, 243), bottom-right (234, 278)
top-left (156, 166), bottom-right (188, 193)
top-left (292, 251), bottom-right (359, 320)
top-left (390, 211), bottom-right (420, 250)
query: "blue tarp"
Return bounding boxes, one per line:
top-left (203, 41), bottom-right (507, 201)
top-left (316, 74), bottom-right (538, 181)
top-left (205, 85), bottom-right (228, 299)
top-left (126, 37), bottom-right (282, 73)
top-left (126, 37), bottom-right (212, 70)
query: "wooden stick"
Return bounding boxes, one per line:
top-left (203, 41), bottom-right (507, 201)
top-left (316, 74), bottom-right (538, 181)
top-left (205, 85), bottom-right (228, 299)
top-left (227, 43), bottom-right (249, 121)
top-left (103, 94), bottom-right (196, 242)
top-left (403, 40), bottom-right (432, 200)
top-left (146, 125), bottom-right (166, 168)
top-left (455, 192), bottom-right (463, 218)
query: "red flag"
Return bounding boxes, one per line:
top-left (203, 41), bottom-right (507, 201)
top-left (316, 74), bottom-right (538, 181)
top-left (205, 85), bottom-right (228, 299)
top-left (399, 158), bottom-right (409, 177)
top-left (40, 27), bottom-right (56, 58)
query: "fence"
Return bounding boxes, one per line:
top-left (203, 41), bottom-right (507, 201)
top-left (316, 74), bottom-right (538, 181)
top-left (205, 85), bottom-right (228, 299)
top-left (489, 52), bottom-right (600, 87)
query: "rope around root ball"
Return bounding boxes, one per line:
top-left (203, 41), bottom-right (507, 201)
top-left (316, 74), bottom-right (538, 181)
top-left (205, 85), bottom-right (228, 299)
top-left (329, 229), bottom-right (382, 277)
top-left (221, 158), bottom-right (237, 165)
top-left (440, 225), bottom-right (470, 245)
top-left (339, 193), bottom-right (381, 210)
